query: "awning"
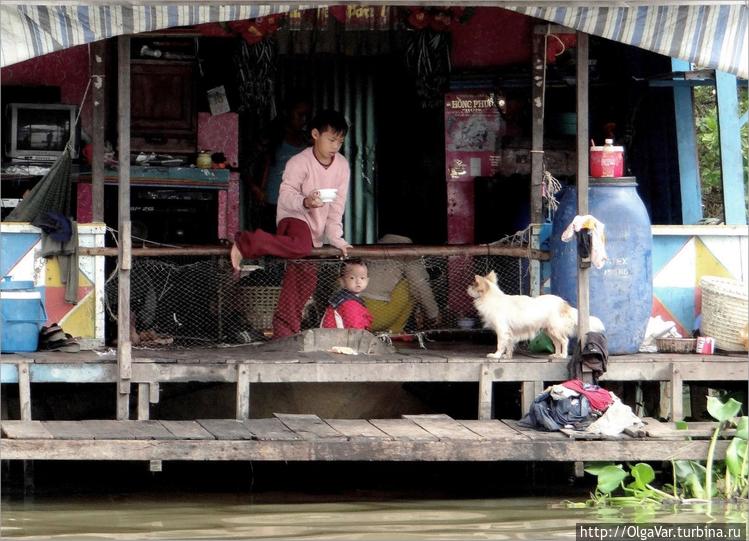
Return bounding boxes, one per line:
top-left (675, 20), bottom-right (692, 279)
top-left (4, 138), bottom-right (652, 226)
top-left (1, 3), bottom-right (747, 79)
top-left (507, 4), bottom-right (748, 79)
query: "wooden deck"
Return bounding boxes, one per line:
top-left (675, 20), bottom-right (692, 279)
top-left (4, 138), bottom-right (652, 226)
top-left (0, 415), bottom-right (730, 462)
top-left (1, 346), bottom-right (747, 422)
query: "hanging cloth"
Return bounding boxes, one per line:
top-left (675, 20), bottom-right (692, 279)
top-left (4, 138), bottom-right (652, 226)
top-left (4, 147), bottom-right (73, 222)
top-left (561, 214), bottom-right (608, 269)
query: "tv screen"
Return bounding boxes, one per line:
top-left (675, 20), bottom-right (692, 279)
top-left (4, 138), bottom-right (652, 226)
top-left (5, 103), bottom-right (78, 160)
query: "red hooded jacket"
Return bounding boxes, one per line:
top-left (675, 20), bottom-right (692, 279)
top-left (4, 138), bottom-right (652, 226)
top-left (321, 289), bottom-right (373, 330)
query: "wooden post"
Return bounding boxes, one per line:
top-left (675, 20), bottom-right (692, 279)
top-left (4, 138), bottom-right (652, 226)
top-left (521, 381), bottom-right (544, 417)
top-left (137, 383), bottom-right (150, 420)
top-left (529, 28), bottom-right (546, 296)
top-left (478, 364), bottom-right (493, 420)
top-left (670, 364), bottom-right (684, 422)
top-left (91, 40), bottom-right (106, 223)
top-left (715, 70), bottom-right (747, 225)
top-left (18, 362), bottom-right (31, 421)
top-left (236, 364), bottom-right (250, 420)
top-left (671, 58), bottom-right (702, 224)
top-left (149, 383), bottom-right (160, 405)
top-left (116, 36), bottom-right (132, 420)
top-left (576, 32), bottom-right (591, 382)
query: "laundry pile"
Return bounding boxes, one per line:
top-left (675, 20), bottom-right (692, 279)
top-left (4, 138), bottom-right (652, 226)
top-left (518, 379), bottom-right (642, 437)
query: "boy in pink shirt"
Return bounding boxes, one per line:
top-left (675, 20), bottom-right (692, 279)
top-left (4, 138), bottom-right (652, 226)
top-left (231, 110), bottom-right (351, 338)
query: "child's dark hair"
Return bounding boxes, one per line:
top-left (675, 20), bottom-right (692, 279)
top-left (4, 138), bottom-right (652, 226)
top-left (310, 109), bottom-right (349, 136)
top-left (340, 257), bottom-right (367, 276)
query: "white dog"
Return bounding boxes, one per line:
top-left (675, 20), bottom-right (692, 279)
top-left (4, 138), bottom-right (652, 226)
top-left (467, 271), bottom-right (605, 360)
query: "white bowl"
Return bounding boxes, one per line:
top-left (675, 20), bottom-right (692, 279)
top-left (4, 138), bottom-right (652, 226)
top-left (317, 188), bottom-right (338, 202)
top-left (457, 317), bottom-right (476, 330)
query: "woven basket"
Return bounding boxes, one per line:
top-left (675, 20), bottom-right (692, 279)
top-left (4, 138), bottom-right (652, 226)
top-left (656, 337), bottom-right (696, 353)
top-left (240, 286), bottom-right (282, 331)
top-left (700, 276), bottom-right (748, 352)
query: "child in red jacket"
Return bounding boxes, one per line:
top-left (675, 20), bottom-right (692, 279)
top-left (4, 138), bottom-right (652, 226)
top-left (321, 258), bottom-right (373, 330)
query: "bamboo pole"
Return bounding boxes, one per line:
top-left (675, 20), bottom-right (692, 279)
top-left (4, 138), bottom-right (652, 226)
top-left (116, 36), bottom-right (132, 420)
top-left (79, 244), bottom-right (550, 260)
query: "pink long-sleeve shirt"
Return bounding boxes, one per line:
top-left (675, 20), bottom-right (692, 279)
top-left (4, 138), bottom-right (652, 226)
top-left (276, 147), bottom-right (350, 250)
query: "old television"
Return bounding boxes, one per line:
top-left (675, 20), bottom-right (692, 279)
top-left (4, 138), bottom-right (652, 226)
top-left (4, 103), bottom-right (79, 161)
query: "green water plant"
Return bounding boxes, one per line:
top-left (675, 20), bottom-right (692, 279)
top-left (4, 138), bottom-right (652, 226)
top-left (584, 463), bottom-right (678, 506)
top-left (582, 397), bottom-right (747, 506)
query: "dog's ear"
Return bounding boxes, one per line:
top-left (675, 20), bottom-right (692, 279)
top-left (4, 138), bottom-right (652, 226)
top-left (473, 274), bottom-right (489, 293)
top-left (486, 270), bottom-right (497, 284)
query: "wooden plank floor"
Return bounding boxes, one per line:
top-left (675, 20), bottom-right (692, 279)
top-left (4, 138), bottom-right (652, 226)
top-left (0, 415), bottom-right (728, 463)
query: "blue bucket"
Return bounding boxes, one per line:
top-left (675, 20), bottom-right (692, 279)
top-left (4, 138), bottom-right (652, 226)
top-left (1, 277), bottom-right (47, 353)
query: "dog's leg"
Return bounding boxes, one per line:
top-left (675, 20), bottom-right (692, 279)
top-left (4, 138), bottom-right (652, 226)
top-left (548, 331), bottom-right (568, 359)
top-left (504, 340), bottom-right (514, 359)
top-left (487, 332), bottom-right (507, 359)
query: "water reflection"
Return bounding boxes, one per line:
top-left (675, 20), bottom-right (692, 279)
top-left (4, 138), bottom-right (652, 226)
top-left (2, 495), bottom-right (746, 540)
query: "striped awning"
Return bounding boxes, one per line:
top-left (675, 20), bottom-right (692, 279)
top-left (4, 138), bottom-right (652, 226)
top-left (1, 3), bottom-right (747, 79)
top-left (0, 4), bottom-right (297, 67)
top-left (506, 4), bottom-right (748, 79)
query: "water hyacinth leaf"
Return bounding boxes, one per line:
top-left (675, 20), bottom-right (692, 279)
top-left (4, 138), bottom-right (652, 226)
top-left (584, 463), bottom-right (618, 476)
top-left (684, 472), bottom-right (706, 499)
top-left (673, 460), bottom-right (706, 480)
top-left (725, 438), bottom-right (748, 478)
top-left (707, 396), bottom-right (742, 423)
top-left (630, 463), bottom-right (655, 489)
top-left (596, 465), bottom-right (628, 494)
top-left (735, 416), bottom-right (748, 440)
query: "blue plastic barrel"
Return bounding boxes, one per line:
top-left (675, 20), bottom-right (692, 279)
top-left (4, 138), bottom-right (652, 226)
top-left (1, 276), bottom-right (47, 353)
top-left (550, 178), bottom-right (652, 354)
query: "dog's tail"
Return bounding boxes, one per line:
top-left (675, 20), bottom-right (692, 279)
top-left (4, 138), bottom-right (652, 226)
top-left (569, 307), bottom-right (606, 335)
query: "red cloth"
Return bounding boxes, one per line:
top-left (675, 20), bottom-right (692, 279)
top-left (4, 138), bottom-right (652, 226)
top-left (234, 218), bottom-right (316, 338)
top-left (272, 261), bottom-right (317, 338)
top-left (561, 379), bottom-right (613, 412)
top-left (321, 292), bottom-right (373, 330)
top-left (234, 217), bottom-right (313, 259)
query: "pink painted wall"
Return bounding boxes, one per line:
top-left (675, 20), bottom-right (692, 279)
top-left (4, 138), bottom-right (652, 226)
top-left (1, 44), bottom-right (93, 135)
top-left (451, 8), bottom-right (533, 69)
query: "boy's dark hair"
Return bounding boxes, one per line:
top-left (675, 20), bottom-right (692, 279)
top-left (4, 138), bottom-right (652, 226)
top-left (310, 109), bottom-right (348, 136)
top-left (340, 257), bottom-right (367, 276)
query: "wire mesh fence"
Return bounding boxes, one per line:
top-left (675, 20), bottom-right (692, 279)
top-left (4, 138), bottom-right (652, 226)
top-left (105, 252), bottom-right (533, 348)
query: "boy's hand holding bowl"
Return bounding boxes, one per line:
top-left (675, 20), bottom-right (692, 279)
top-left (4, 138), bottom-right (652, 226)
top-left (317, 188), bottom-right (338, 203)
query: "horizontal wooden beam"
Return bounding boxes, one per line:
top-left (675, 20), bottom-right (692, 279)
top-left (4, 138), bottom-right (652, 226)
top-left (0, 438), bottom-right (728, 462)
top-left (79, 244), bottom-right (550, 260)
top-left (1, 358), bottom-right (744, 385)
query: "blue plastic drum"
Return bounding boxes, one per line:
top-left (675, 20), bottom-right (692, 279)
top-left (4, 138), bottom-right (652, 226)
top-left (551, 178), bottom-right (653, 354)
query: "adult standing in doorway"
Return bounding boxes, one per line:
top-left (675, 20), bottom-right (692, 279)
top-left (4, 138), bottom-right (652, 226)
top-left (250, 97), bottom-right (312, 232)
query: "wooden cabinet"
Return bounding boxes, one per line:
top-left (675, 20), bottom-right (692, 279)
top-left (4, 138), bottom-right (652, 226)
top-left (129, 37), bottom-right (198, 154)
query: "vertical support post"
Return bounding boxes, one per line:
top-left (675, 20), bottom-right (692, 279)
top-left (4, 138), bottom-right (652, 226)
top-left (478, 364), bottom-right (493, 420)
top-left (149, 382), bottom-right (160, 405)
top-left (137, 383), bottom-right (150, 420)
top-left (529, 28), bottom-right (547, 296)
top-left (576, 32), bottom-right (591, 383)
top-left (18, 362), bottom-right (31, 421)
top-left (671, 59), bottom-right (703, 225)
top-left (236, 364), bottom-right (250, 420)
top-left (670, 363), bottom-right (684, 422)
top-left (116, 36), bottom-right (132, 420)
top-left (91, 40), bottom-right (107, 223)
top-left (521, 381), bottom-right (544, 417)
top-left (715, 70), bottom-right (747, 225)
